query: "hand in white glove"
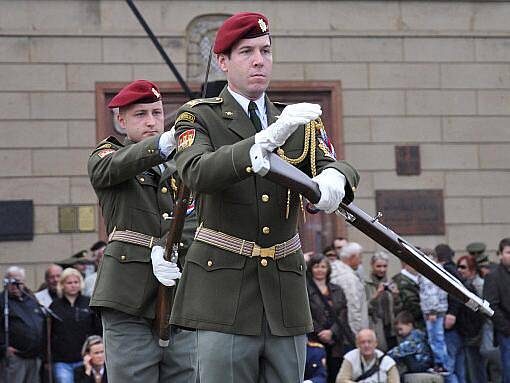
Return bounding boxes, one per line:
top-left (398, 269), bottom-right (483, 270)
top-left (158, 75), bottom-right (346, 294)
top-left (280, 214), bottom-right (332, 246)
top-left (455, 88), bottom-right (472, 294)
top-left (255, 103), bottom-right (321, 151)
top-left (312, 168), bottom-right (346, 214)
top-left (150, 245), bottom-right (181, 286)
top-left (159, 126), bottom-right (177, 158)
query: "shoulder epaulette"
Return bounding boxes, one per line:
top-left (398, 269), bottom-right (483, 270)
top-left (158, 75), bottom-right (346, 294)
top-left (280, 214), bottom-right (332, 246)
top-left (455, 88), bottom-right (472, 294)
top-left (307, 341), bottom-right (325, 348)
top-left (185, 97), bottom-right (223, 108)
top-left (90, 136), bottom-right (122, 157)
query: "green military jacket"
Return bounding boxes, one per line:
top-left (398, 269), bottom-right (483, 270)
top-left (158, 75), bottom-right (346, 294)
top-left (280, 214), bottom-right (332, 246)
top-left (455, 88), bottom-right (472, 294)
top-left (87, 134), bottom-right (196, 319)
top-left (171, 87), bottom-right (359, 336)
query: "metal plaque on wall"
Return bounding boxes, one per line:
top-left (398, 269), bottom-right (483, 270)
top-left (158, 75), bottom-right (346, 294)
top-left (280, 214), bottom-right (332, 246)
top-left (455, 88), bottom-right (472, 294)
top-left (375, 190), bottom-right (445, 235)
top-left (395, 145), bottom-right (420, 175)
top-left (0, 200), bottom-right (34, 241)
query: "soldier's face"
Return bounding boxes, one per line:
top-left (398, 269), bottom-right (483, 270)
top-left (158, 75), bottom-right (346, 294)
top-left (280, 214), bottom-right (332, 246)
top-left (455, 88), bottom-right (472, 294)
top-left (218, 35), bottom-right (272, 100)
top-left (118, 101), bottom-right (164, 142)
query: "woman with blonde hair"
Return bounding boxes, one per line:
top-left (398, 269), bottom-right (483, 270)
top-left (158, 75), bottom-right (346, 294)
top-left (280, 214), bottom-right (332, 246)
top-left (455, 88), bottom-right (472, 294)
top-left (49, 268), bottom-right (101, 383)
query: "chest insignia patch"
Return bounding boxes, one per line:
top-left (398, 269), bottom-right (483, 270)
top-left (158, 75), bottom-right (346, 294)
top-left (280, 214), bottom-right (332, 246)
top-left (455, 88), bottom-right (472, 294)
top-left (97, 148), bottom-right (115, 158)
top-left (176, 112), bottom-right (196, 124)
top-left (178, 129), bottom-right (196, 151)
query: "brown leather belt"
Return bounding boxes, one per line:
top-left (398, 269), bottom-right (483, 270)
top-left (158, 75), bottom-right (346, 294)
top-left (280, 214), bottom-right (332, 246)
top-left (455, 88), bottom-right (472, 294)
top-left (194, 225), bottom-right (301, 260)
top-left (108, 227), bottom-right (158, 249)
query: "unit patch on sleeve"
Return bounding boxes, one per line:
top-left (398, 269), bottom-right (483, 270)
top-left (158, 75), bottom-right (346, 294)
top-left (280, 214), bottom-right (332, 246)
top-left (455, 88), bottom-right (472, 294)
top-left (175, 112), bottom-right (196, 125)
top-left (178, 129), bottom-right (196, 151)
top-left (97, 148), bottom-right (115, 158)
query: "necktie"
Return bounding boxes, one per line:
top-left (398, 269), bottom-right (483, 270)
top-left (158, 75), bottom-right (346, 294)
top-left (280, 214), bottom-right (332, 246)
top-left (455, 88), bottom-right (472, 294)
top-left (248, 101), bottom-right (262, 133)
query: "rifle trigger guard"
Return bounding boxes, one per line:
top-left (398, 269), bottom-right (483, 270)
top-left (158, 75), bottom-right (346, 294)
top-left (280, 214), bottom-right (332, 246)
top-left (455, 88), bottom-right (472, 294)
top-left (335, 207), bottom-right (355, 223)
top-left (371, 211), bottom-right (383, 223)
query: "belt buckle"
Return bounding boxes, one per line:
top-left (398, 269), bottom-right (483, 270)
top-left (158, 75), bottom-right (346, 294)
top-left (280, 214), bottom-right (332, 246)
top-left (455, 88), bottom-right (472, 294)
top-left (251, 245), bottom-right (276, 259)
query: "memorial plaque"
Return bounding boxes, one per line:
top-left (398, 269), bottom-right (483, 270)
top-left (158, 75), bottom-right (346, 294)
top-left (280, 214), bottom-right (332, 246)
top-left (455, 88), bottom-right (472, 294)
top-left (395, 145), bottom-right (420, 175)
top-left (59, 206), bottom-right (77, 233)
top-left (375, 190), bottom-right (444, 235)
top-left (0, 200), bottom-right (33, 241)
top-left (78, 206), bottom-right (95, 232)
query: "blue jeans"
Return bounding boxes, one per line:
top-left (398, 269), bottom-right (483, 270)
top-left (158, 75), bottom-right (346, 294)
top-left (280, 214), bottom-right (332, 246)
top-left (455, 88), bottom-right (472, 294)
top-left (444, 329), bottom-right (466, 383)
top-left (497, 332), bottom-right (510, 383)
top-left (425, 316), bottom-right (449, 368)
top-left (54, 361), bottom-right (83, 383)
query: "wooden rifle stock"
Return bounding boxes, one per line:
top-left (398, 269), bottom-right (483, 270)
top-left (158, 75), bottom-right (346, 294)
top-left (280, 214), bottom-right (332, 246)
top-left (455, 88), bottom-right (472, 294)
top-left (154, 183), bottom-right (191, 347)
top-left (259, 150), bottom-right (494, 317)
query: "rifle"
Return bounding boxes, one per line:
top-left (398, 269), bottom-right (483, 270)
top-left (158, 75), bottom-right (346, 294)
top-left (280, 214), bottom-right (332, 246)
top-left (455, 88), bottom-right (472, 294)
top-left (249, 144), bottom-right (494, 317)
top-left (125, 0), bottom-right (198, 347)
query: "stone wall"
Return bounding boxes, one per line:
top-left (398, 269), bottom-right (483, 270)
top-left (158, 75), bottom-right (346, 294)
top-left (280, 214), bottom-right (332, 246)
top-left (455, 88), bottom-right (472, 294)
top-left (1, 0), bottom-right (509, 287)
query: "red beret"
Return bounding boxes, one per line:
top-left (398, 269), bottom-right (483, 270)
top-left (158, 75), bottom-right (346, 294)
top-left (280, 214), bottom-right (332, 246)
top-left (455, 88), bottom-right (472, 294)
top-left (108, 80), bottom-right (161, 109)
top-left (213, 12), bottom-right (270, 54)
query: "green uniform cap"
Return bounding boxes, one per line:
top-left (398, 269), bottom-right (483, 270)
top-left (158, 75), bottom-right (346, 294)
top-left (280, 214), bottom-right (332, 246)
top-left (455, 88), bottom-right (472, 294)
top-left (466, 242), bottom-right (486, 255)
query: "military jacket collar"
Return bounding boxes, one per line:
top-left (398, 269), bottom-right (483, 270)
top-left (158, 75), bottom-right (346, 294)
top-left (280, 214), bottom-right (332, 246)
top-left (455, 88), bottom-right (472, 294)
top-left (220, 87), bottom-right (279, 140)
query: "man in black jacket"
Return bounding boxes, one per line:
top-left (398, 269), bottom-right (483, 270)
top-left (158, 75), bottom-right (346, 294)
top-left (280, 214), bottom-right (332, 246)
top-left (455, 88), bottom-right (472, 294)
top-left (484, 237), bottom-right (510, 383)
top-left (0, 266), bottom-right (45, 383)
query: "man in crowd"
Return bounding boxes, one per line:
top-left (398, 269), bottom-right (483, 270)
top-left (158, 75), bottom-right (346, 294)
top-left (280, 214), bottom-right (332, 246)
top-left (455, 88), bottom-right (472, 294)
top-left (83, 241), bottom-right (106, 297)
top-left (484, 237), bottom-right (510, 383)
top-left (0, 266), bottom-right (45, 383)
top-left (171, 12), bottom-right (359, 382)
top-left (35, 264), bottom-right (62, 308)
top-left (336, 329), bottom-right (399, 383)
top-left (332, 237), bottom-right (348, 259)
top-left (88, 79), bottom-right (197, 382)
top-left (330, 242), bottom-right (368, 336)
top-left (392, 261), bottom-right (424, 330)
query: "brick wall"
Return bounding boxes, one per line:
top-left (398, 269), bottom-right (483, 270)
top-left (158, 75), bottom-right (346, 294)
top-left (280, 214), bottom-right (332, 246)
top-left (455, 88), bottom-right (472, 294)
top-left (1, 0), bottom-right (509, 287)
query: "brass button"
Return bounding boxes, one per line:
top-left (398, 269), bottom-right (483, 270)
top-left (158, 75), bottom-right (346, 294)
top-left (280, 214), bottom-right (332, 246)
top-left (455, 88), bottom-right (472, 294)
top-left (162, 212), bottom-right (170, 219)
top-left (260, 259), bottom-right (268, 267)
top-left (140, 177), bottom-right (145, 182)
top-left (352, 186), bottom-right (356, 192)
top-left (207, 260), bottom-right (213, 267)
top-left (261, 194), bottom-right (269, 203)
top-left (299, 264), bottom-right (304, 271)
top-left (262, 226), bottom-right (270, 235)
top-left (245, 166), bottom-right (253, 174)
top-left (120, 255), bottom-right (126, 261)
top-left (161, 187), bottom-right (168, 194)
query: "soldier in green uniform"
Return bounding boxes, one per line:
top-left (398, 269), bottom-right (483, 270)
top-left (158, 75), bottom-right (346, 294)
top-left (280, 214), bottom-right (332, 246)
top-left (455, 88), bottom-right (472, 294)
top-left (87, 80), bottom-right (197, 383)
top-left (171, 13), bottom-right (359, 382)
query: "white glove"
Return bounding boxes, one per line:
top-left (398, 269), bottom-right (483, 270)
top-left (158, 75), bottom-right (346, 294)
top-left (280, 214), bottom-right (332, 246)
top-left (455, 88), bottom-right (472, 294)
top-left (159, 126), bottom-right (177, 158)
top-left (150, 245), bottom-right (181, 286)
top-left (255, 103), bottom-right (321, 151)
top-left (312, 168), bottom-right (346, 214)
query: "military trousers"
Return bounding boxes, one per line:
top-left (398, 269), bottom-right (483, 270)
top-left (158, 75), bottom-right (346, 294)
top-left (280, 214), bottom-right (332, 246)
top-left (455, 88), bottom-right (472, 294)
top-left (101, 308), bottom-right (197, 383)
top-left (196, 315), bottom-right (306, 383)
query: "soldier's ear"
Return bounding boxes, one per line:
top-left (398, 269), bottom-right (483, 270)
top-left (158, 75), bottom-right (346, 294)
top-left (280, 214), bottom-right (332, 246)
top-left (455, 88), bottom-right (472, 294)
top-left (217, 53), bottom-right (229, 73)
top-left (117, 110), bottom-right (127, 131)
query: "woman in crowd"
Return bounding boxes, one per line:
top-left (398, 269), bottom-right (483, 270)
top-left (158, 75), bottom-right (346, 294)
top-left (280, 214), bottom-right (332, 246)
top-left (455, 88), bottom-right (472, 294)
top-left (50, 268), bottom-right (101, 383)
top-left (307, 254), bottom-right (355, 383)
top-left (364, 251), bottom-right (400, 351)
top-left (73, 335), bottom-right (107, 383)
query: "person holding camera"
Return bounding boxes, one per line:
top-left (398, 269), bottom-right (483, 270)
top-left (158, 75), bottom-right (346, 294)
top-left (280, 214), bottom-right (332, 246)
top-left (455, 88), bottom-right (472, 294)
top-left (364, 252), bottom-right (400, 352)
top-left (0, 266), bottom-right (45, 383)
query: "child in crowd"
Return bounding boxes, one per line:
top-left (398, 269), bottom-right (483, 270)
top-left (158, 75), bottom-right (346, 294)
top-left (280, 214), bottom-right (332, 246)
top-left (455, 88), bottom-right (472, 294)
top-left (417, 249), bottom-right (449, 375)
top-left (388, 311), bottom-right (433, 374)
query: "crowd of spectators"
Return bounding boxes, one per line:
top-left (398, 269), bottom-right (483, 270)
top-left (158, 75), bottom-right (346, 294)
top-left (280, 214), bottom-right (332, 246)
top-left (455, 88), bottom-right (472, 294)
top-left (304, 237), bottom-right (510, 383)
top-left (2, 237), bottom-right (510, 383)
top-left (0, 241), bottom-right (106, 383)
